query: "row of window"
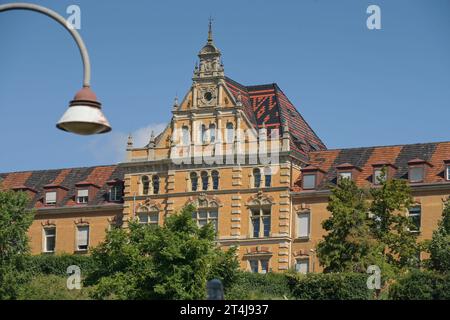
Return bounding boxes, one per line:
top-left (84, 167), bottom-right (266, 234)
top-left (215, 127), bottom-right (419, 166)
top-left (180, 123), bottom-right (236, 145)
top-left (43, 225), bottom-right (90, 253)
top-left (302, 163), bottom-right (450, 190)
top-left (249, 258), bottom-right (309, 274)
top-left (43, 185), bottom-right (123, 206)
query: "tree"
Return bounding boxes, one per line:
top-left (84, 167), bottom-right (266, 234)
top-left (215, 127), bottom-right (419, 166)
top-left (426, 198), bottom-right (450, 272)
top-left (86, 204), bottom-right (239, 300)
top-left (317, 178), bottom-right (378, 272)
top-left (369, 170), bottom-right (420, 269)
top-left (0, 189), bottom-right (35, 299)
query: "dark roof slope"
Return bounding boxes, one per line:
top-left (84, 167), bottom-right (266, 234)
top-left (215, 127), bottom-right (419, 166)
top-left (225, 77), bottom-right (326, 161)
top-left (0, 165), bottom-right (125, 209)
top-left (293, 141), bottom-right (450, 192)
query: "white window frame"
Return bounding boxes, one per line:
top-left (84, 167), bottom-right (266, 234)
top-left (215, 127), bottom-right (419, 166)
top-left (296, 211), bottom-right (311, 239)
top-left (76, 189), bottom-right (89, 204)
top-left (76, 225), bottom-right (90, 251)
top-left (43, 227), bottom-right (56, 253)
top-left (193, 208), bottom-right (218, 232)
top-left (45, 191), bottom-right (57, 205)
top-left (446, 165), bottom-right (450, 181)
top-left (295, 258), bottom-right (310, 274)
top-left (373, 168), bottom-right (384, 185)
top-left (408, 206), bottom-right (421, 233)
top-left (409, 166), bottom-right (424, 183)
top-left (250, 207), bottom-right (271, 238)
top-left (248, 259), bottom-right (270, 274)
top-left (109, 185), bottom-right (122, 202)
top-left (338, 171), bottom-right (352, 181)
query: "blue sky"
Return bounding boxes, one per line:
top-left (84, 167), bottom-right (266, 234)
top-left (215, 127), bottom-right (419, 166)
top-left (0, 0), bottom-right (449, 172)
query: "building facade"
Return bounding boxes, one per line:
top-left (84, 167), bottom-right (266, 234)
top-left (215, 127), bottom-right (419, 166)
top-left (1, 27), bottom-right (449, 273)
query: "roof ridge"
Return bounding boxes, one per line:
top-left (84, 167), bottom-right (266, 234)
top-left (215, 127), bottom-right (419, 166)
top-left (310, 140), bottom-right (450, 153)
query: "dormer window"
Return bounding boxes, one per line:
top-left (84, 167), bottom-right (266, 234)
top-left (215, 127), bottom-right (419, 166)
top-left (77, 189), bottom-right (89, 204)
top-left (339, 171), bottom-right (352, 181)
top-left (303, 174), bottom-right (316, 190)
top-left (109, 185), bottom-right (123, 202)
top-left (373, 168), bottom-right (384, 185)
top-left (45, 191), bottom-right (57, 205)
top-left (371, 162), bottom-right (397, 185)
top-left (444, 160), bottom-right (450, 181)
top-left (408, 159), bottom-right (431, 183)
top-left (300, 165), bottom-right (325, 190)
top-left (336, 163), bottom-right (361, 183)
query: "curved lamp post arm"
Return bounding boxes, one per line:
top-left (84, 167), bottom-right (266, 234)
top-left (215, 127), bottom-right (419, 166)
top-left (0, 2), bottom-right (91, 87)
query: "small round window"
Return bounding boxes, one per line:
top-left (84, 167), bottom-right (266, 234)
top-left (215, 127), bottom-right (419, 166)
top-left (204, 91), bottom-right (213, 101)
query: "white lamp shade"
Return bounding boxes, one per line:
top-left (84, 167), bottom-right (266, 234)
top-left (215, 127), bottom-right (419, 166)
top-left (57, 104), bottom-right (111, 135)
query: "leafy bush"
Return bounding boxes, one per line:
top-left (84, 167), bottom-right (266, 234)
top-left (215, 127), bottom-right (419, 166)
top-left (286, 272), bottom-right (373, 300)
top-left (18, 274), bottom-right (92, 300)
top-left (26, 254), bottom-right (95, 276)
top-left (388, 270), bottom-right (450, 300)
top-left (225, 272), bottom-right (291, 300)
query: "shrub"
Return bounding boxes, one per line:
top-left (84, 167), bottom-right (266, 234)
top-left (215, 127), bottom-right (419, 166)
top-left (18, 274), bottom-right (92, 300)
top-left (388, 270), bottom-right (450, 300)
top-left (286, 272), bottom-right (373, 300)
top-left (225, 272), bottom-right (291, 300)
top-left (26, 254), bottom-right (95, 276)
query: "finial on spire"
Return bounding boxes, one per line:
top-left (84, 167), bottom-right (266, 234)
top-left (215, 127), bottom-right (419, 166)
top-left (173, 95), bottom-right (179, 111)
top-left (208, 16), bottom-right (214, 43)
top-left (127, 133), bottom-right (133, 148)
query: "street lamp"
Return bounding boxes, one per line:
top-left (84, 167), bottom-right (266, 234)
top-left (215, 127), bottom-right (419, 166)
top-left (0, 2), bottom-right (111, 135)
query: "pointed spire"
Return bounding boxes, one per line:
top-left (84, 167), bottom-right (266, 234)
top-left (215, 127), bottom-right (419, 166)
top-left (173, 95), bottom-right (179, 111)
top-left (208, 16), bottom-right (214, 43)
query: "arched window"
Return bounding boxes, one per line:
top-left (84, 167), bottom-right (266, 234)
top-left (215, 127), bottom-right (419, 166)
top-left (201, 124), bottom-right (207, 144)
top-left (212, 170), bottom-right (219, 190)
top-left (201, 171), bottom-right (209, 191)
top-left (137, 206), bottom-right (159, 226)
top-left (152, 175), bottom-right (160, 194)
top-left (264, 167), bottom-right (272, 187)
top-left (142, 176), bottom-right (150, 195)
top-left (253, 168), bottom-right (261, 188)
top-left (209, 123), bottom-right (216, 143)
top-left (226, 122), bottom-right (234, 143)
top-left (182, 125), bottom-right (190, 146)
top-left (190, 172), bottom-right (198, 191)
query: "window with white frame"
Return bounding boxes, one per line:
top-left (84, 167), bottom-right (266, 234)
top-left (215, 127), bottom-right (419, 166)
top-left (409, 166), bottom-right (424, 183)
top-left (303, 174), bottom-right (316, 189)
top-left (45, 191), bottom-right (57, 205)
top-left (248, 259), bottom-right (269, 274)
top-left (338, 171), bottom-right (352, 181)
top-left (76, 225), bottom-right (89, 251)
top-left (43, 227), bottom-right (56, 253)
top-left (373, 168), bottom-right (385, 185)
top-left (109, 185), bottom-right (123, 202)
top-left (408, 206), bottom-right (421, 232)
top-left (76, 189), bottom-right (89, 204)
top-left (295, 258), bottom-right (309, 274)
top-left (446, 165), bottom-right (450, 181)
top-left (296, 211), bottom-right (311, 238)
top-left (251, 207), bottom-right (271, 238)
top-left (137, 207), bottom-right (159, 226)
top-left (192, 208), bottom-right (218, 232)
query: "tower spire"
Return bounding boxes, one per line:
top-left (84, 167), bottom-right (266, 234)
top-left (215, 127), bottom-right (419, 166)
top-left (208, 16), bottom-right (213, 43)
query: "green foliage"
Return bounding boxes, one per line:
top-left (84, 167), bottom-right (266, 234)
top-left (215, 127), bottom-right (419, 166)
top-left (426, 199), bottom-right (450, 272)
top-left (225, 272), bottom-right (291, 300)
top-left (317, 178), bottom-right (378, 272)
top-left (369, 172), bottom-right (419, 269)
top-left (0, 190), bottom-right (34, 299)
top-left (286, 272), bottom-right (373, 300)
top-left (388, 269), bottom-right (450, 300)
top-left (26, 254), bottom-right (95, 276)
top-left (86, 204), bottom-right (239, 300)
top-left (18, 274), bottom-right (92, 300)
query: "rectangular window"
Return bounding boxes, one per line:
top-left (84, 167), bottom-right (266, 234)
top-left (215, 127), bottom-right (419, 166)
top-left (339, 171), bottom-right (352, 181)
top-left (76, 225), bottom-right (89, 251)
top-left (373, 168), bottom-right (384, 185)
top-left (295, 259), bottom-right (309, 274)
top-left (264, 174), bottom-right (271, 187)
top-left (43, 228), bottom-right (56, 253)
top-left (260, 260), bottom-right (269, 274)
top-left (409, 166), bottom-right (424, 183)
top-left (251, 208), bottom-right (271, 238)
top-left (303, 174), bottom-right (316, 189)
top-left (409, 206), bottom-right (421, 232)
top-left (45, 191), bottom-right (57, 205)
top-left (77, 189), bottom-right (89, 204)
top-left (249, 260), bottom-right (259, 273)
top-left (446, 165), bottom-right (450, 181)
top-left (109, 185), bottom-right (123, 202)
top-left (193, 209), bottom-right (218, 232)
top-left (297, 212), bottom-right (311, 238)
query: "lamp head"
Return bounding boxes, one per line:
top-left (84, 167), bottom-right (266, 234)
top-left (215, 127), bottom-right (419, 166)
top-left (57, 86), bottom-right (111, 135)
